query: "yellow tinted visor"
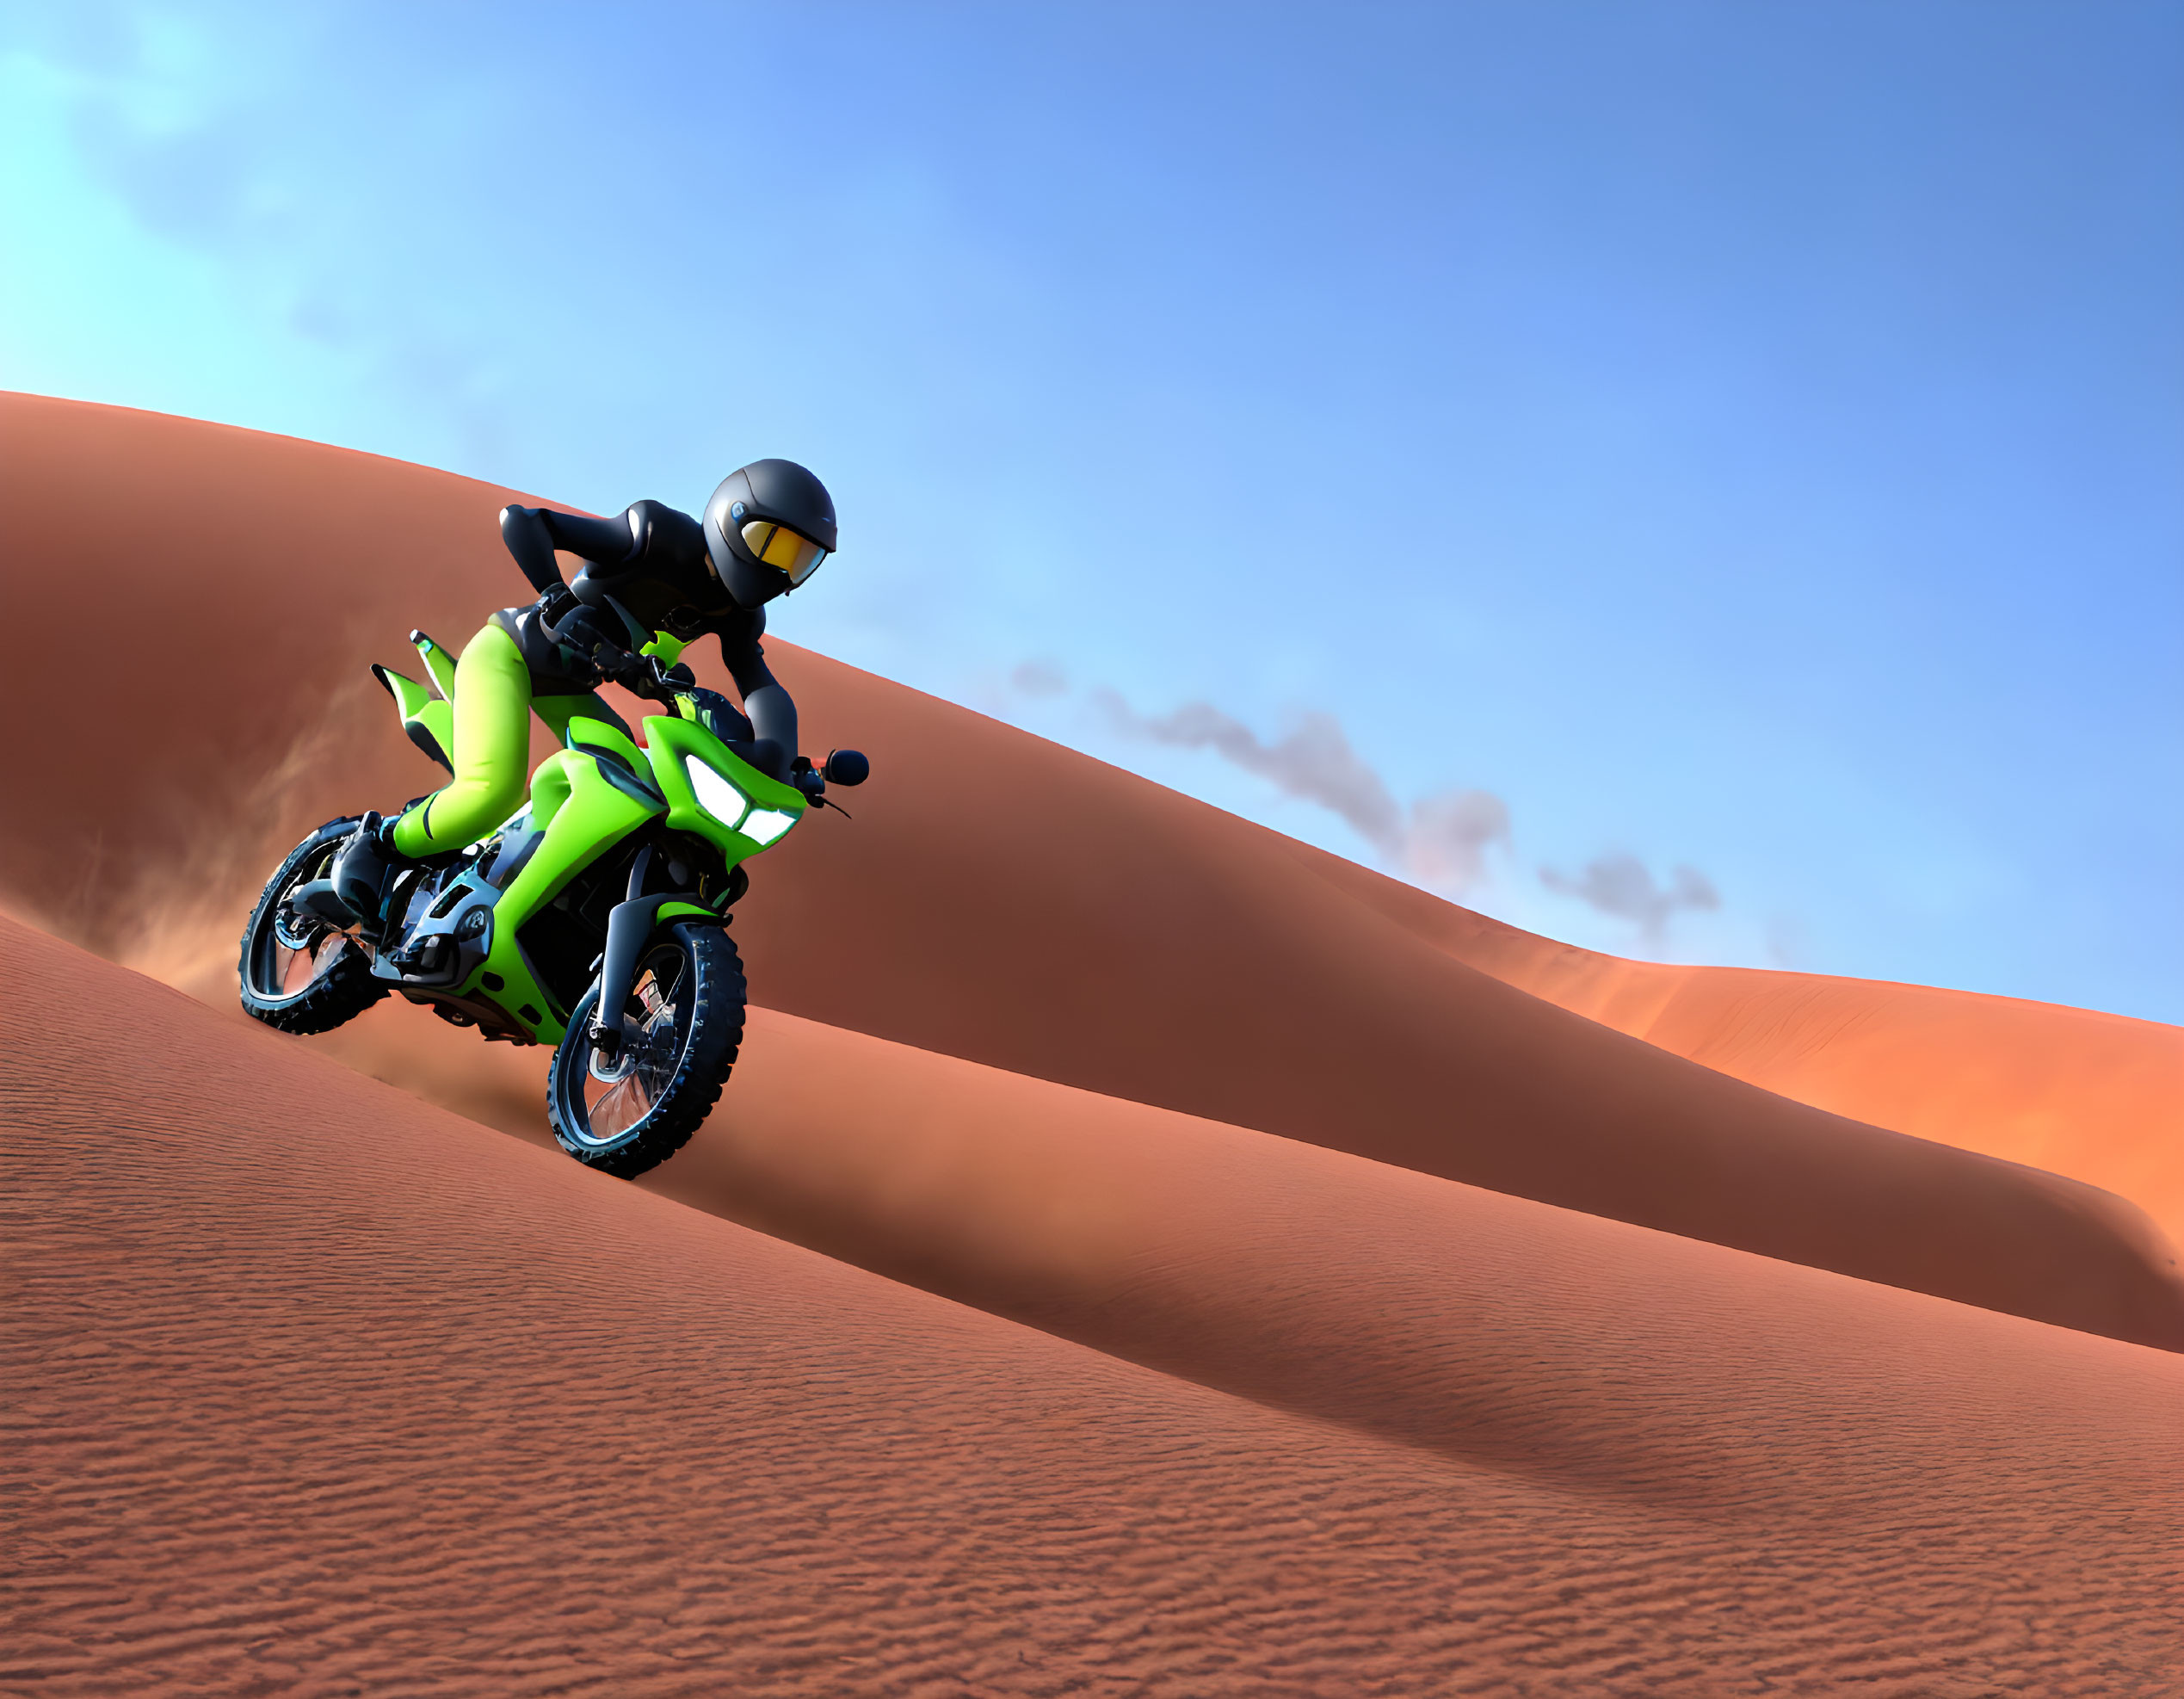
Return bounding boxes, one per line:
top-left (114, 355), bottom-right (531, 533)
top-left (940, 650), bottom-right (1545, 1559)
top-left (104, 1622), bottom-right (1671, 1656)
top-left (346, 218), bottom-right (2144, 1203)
top-left (741, 520), bottom-right (828, 585)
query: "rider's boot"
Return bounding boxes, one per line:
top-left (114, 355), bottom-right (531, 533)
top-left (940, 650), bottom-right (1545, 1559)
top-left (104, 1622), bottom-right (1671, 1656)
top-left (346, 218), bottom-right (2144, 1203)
top-left (327, 811), bottom-right (410, 935)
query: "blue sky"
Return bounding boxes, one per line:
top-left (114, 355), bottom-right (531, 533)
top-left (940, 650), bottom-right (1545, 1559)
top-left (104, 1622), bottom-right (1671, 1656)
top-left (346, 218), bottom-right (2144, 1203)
top-left (3, 2), bottom-right (2179, 1021)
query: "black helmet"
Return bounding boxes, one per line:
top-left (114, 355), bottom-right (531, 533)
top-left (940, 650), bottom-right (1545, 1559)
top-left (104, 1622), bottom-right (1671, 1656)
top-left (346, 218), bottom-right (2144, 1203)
top-left (703, 459), bottom-right (837, 608)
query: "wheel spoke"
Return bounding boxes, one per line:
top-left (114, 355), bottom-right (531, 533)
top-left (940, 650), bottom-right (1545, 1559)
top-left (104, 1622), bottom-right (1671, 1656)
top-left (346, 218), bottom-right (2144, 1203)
top-left (586, 1070), bottom-right (652, 1138)
top-left (277, 934), bottom-right (318, 995)
top-left (240, 824), bottom-right (394, 1038)
top-left (252, 842), bottom-right (338, 1000)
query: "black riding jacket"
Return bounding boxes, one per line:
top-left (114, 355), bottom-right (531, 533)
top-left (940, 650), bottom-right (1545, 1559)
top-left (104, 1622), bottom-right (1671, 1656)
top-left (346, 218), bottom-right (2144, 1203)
top-left (495, 499), bottom-right (797, 766)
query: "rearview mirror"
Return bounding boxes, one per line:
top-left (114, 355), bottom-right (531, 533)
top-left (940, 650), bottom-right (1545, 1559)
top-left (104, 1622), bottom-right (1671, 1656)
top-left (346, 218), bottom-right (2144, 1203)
top-left (823, 749), bottom-right (869, 788)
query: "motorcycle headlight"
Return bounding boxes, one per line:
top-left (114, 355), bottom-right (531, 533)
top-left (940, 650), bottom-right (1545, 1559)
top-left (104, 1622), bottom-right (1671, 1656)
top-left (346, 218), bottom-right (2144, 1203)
top-left (739, 807), bottom-right (797, 846)
top-left (683, 756), bottom-right (749, 829)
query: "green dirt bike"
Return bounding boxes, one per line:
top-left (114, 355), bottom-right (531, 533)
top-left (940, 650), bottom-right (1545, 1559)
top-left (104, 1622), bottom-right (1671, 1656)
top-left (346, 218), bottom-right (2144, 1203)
top-left (237, 627), bottom-right (866, 1178)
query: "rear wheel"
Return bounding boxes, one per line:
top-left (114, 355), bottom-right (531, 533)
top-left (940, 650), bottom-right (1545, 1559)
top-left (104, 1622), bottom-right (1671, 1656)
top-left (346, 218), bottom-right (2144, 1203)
top-left (546, 920), bottom-right (744, 1179)
top-left (238, 819), bottom-right (390, 1035)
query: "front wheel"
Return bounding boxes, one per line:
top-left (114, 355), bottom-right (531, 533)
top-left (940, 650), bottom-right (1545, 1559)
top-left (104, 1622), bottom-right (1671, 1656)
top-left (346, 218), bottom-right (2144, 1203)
top-left (546, 919), bottom-right (745, 1178)
top-left (238, 818), bottom-right (390, 1035)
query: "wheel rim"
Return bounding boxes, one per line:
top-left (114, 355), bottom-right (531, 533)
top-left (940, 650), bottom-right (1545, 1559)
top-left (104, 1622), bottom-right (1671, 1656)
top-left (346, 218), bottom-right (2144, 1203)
top-left (571, 944), bottom-right (693, 1146)
top-left (272, 922), bottom-right (350, 997)
top-left (250, 839), bottom-right (362, 1003)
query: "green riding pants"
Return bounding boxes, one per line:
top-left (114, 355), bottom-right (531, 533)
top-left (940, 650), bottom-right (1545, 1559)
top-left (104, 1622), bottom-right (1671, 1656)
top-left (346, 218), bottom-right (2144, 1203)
top-left (388, 621), bottom-right (636, 856)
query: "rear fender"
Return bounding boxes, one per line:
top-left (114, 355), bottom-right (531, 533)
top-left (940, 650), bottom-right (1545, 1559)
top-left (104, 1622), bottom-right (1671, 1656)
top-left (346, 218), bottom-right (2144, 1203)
top-left (409, 629), bottom-right (459, 700)
top-left (370, 664), bottom-right (455, 775)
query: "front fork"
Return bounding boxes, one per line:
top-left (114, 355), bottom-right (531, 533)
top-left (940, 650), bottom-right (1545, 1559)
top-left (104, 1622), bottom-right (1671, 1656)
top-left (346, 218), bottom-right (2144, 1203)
top-left (587, 845), bottom-right (716, 1060)
top-left (590, 897), bottom-right (686, 1060)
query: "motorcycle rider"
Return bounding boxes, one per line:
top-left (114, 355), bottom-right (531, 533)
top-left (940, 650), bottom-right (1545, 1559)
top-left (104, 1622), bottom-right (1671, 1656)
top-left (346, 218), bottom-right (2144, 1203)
top-left (327, 458), bottom-right (837, 925)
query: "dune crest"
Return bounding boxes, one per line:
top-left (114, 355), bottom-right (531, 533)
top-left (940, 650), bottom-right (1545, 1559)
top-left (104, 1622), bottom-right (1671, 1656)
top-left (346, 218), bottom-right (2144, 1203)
top-left (1279, 836), bottom-right (2184, 1241)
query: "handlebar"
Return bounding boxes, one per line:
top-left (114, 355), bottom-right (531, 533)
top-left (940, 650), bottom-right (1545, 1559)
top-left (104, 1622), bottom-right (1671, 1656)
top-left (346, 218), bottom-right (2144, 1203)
top-left (584, 636), bottom-right (688, 706)
top-left (793, 749), bottom-right (871, 800)
top-left (602, 650), bottom-right (690, 706)
top-left (540, 599), bottom-right (673, 701)
top-left (543, 598), bottom-right (871, 792)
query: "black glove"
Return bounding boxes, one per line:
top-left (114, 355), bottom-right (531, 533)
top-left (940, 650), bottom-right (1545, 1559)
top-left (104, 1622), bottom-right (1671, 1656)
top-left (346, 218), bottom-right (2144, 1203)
top-left (541, 596), bottom-right (620, 665)
top-left (602, 650), bottom-right (694, 704)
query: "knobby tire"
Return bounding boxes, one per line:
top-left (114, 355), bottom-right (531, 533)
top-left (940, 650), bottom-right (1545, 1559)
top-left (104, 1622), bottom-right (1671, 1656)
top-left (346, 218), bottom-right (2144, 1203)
top-left (238, 818), bottom-right (389, 1035)
top-left (546, 920), bottom-right (744, 1180)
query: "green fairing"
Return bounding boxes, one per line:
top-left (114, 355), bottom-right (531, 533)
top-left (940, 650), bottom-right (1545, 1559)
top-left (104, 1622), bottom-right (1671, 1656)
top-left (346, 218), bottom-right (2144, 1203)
top-left (564, 714), bottom-right (649, 775)
top-left (498, 749), bottom-right (663, 912)
top-left (532, 692), bottom-right (633, 744)
top-left (641, 714), bottom-right (806, 864)
top-left (468, 904), bottom-right (567, 1043)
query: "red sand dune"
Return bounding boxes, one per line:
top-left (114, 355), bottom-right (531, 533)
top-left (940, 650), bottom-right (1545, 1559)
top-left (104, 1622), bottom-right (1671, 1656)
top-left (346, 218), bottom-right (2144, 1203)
top-left (8, 915), bottom-right (2183, 1696)
top-left (7, 393), bottom-right (2184, 1688)
top-left (1286, 837), bottom-right (2184, 1246)
top-left (2, 392), bottom-right (2180, 1346)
